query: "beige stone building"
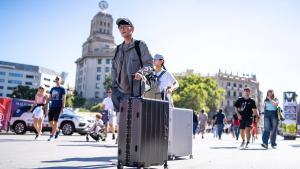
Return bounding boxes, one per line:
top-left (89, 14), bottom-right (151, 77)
top-left (214, 70), bottom-right (263, 118)
top-left (173, 69), bottom-right (263, 117)
top-left (75, 8), bottom-right (115, 99)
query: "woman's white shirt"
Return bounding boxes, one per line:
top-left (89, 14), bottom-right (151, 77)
top-left (155, 70), bottom-right (179, 92)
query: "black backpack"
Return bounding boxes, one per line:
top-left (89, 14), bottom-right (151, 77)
top-left (143, 70), bottom-right (166, 100)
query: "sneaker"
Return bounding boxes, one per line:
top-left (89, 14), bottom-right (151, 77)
top-left (261, 143), bottom-right (268, 149)
top-left (112, 134), bottom-right (116, 140)
top-left (35, 134), bottom-right (39, 140)
top-left (240, 140), bottom-right (245, 149)
top-left (244, 142), bottom-right (250, 149)
top-left (55, 130), bottom-right (61, 139)
top-left (48, 135), bottom-right (54, 141)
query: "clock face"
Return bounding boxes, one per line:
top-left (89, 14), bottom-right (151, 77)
top-left (99, 0), bottom-right (109, 10)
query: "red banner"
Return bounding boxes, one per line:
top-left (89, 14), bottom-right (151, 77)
top-left (0, 97), bottom-right (12, 131)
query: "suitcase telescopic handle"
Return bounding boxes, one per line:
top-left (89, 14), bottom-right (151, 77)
top-left (131, 74), bottom-right (142, 97)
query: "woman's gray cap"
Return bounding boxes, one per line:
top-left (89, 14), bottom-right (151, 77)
top-left (154, 54), bottom-right (164, 60)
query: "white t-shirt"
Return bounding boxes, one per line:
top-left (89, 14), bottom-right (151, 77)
top-left (102, 97), bottom-right (114, 111)
top-left (155, 70), bottom-right (179, 92)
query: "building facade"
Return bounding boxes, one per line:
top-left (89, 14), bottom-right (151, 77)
top-left (0, 60), bottom-right (65, 97)
top-left (75, 7), bottom-right (115, 99)
top-left (214, 70), bottom-right (263, 118)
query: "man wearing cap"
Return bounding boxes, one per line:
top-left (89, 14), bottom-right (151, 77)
top-left (234, 87), bottom-right (259, 149)
top-left (111, 18), bottom-right (153, 113)
top-left (46, 76), bottom-right (66, 141)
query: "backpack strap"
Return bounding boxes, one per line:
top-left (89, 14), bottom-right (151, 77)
top-left (157, 70), bottom-right (166, 79)
top-left (134, 40), bottom-right (143, 68)
top-left (113, 44), bottom-right (121, 60)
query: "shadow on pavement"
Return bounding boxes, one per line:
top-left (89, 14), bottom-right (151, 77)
top-left (210, 146), bottom-right (237, 149)
top-left (0, 139), bottom-right (35, 142)
top-left (36, 164), bottom-right (115, 169)
top-left (290, 144), bottom-right (300, 148)
top-left (57, 144), bottom-right (117, 148)
top-left (42, 156), bottom-right (116, 164)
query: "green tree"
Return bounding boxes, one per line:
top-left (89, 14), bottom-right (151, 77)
top-left (73, 91), bottom-right (86, 108)
top-left (103, 75), bottom-right (112, 91)
top-left (173, 75), bottom-right (224, 112)
top-left (65, 93), bottom-right (74, 108)
top-left (11, 85), bottom-right (38, 100)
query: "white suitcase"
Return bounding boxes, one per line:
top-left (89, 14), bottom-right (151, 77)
top-left (168, 107), bottom-right (193, 160)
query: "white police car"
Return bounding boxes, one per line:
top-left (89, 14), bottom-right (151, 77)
top-left (10, 107), bottom-right (94, 135)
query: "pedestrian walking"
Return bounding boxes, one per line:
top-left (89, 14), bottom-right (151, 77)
top-left (198, 109), bottom-right (208, 139)
top-left (29, 85), bottom-right (48, 140)
top-left (214, 109), bottom-right (227, 140)
top-left (234, 87), bottom-right (259, 149)
top-left (46, 76), bottom-right (66, 141)
top-left (102, 88), bottom-right (116, 141)
top-left (193, 111), bottom-right (198, 139)
top-left (261, 89), bottom-right (279, 149)
top-left (232, 113), bottom-right (240, 140)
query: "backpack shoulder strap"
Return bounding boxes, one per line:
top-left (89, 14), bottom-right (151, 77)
top-left (134, 40), bottom-right (143, 67)
top-left (157, 70), bottom-right (166, 79)
top-left (113, 44), bottom-right (121, 60)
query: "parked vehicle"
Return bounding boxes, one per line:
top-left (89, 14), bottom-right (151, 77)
top-left (10, 107), bottom-right (94, 135)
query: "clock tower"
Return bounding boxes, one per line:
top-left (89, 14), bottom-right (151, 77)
top-left (75, 1), bottom-right (116, 99)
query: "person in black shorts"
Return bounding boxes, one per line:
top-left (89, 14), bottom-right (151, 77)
top-left (234, 87), bottom-right (259, 149)
top-left (46, 76), bottom-right (66, 141)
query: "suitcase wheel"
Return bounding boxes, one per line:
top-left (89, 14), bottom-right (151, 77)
top-left (164, 162), bottom-right (168, 169)
top-left (189, 154), bottom-right (194, 159)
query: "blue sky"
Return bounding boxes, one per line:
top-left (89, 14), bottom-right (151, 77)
top-left (0, 0), bottom-right (300, 103)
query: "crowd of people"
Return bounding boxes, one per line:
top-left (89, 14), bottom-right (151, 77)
top-left (193, 87), bottom-right (281, 150)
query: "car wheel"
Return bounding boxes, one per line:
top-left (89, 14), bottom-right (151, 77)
top-left (61, 122), bottom-right (75, 135)
top-left (13, 121), bottom-right (26, 135)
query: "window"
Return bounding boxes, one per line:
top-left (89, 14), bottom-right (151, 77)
top-left (8, 80), bottom-right (22, 85)
top-left (239, 84), bottom-right (243, 88)
top-left (6, 94), bottom-right (12, 97)
top-left (0, 72), bottom-right (5, 76)
top-left (98, 59), bottom-right (102, 64)
top-left (95, 91), bottom-right (100, 98)
top-left (26, 75), bottom-right (34, 79)
top-left (9, 72), bottom-right (23, 78)
top-left (44, 84), bottom-right (50, 88)
top-left (227, 82), bottom-right (231, 87)
top-left (105, 67), bottom-right (110, 73)
top-left (239, 92), bottom-right (243, 97)
top-left (0, 86), bottom-right (3, 89)
top-left (104, 22), bottom-right (106, 26)
top-left (94, 48), bottom-right (99, 52)
top-left (25, 82), bottom-right (33, 85)
top-left (7, 86), bottom-right (16, 90)
top-left (0, 93), bottom-right (2, 96)
top-left (44, 78), bottom-right (51, 81)
top-left (233, 83), bottom-right (237, 87)
top-left (100, 21), bottom-right (103, 26)
top-left (106, 59), bottom-right (110, 64)
top-left (96, 83), bottom-right (101, 89)
top-left (107, 23), bottom-right (110, 27)
top-left (96, 75), bottom-right (101, 81)
top-left (233, 91), bottom-right (236, 97)
top-left (227, 91), bottom-right (230, 97)
top-left (0, 79), bottom-right (4, 83)
top-left (97, 67), bottom-right (102, 72)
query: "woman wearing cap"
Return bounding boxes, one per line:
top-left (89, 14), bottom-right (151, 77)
top-left (153, 54), bottom-right (179, 106)
top-left (29, 86), bottom-right (48, 140)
